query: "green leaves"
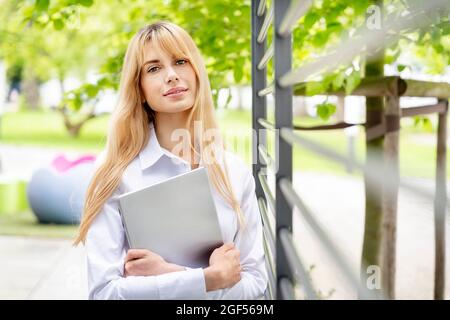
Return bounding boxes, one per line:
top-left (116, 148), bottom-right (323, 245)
top-left (332, 71), bottom-right (345, 91)
top-left (385, 48), bottom-right (401, 64)
top-left (52, 18), bottom-right (64, 30)
top-left (62, 82), bottom-right (101, 112)
top-left (306, 81), bottom-right (327, 96)
top-left (174, 0), bottom-right (252, 95)
top-left (431, 26), bottom-right (441, 44)
top-left (397, 64), bottom-right (407, 72)
top-left (350, 0), bottom-right (370, 15)
top-left (345, 69), bottom-right (361, 95)
top-left (233, 57), bottom-right (245, 83)
top-left (304, 68), bottom-right (359, 97)
top-left (304, 12), bottom-right (320, 29)
top-left (84, 84), bottom-right (100, 98)
top-left (413, 116), bottom-right (434, 132)
top-left (35, 0), bottom-right (50, 12)
top-left (23, 0), bottom-right (94, 31)
top-left (8, 0), bottom-right (447, 120)
top-left (316, 102), bottom-right (336, 121)
top-left (326, 21), bottom-right (342, 33)
top-left (439, 21), bottom-right (450, 36)
top-left (78, 0), bottom-right (94, 7)
top-left (312, 32), bottom-right (330, 47)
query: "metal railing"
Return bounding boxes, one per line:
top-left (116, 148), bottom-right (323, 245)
top-left (251, 0), bottom-right (449, 300)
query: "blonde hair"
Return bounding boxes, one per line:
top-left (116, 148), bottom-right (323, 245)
top-left (74, 21), bottom-right (244, 245)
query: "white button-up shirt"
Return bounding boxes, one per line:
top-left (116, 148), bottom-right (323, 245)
top-left (86, 124), bottom-right (268, 300)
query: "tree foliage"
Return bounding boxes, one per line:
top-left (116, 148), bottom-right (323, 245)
top-left (1, 0), bottom-right (448, 125)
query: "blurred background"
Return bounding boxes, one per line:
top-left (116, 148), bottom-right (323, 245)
top-left (0, 0), bottom-right (449, 300)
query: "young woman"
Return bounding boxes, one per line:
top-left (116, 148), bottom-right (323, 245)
top-left (74, 21), bottom-right (267, 300)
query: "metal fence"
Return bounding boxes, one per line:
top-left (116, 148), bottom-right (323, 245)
top-left (251, 0), bottom-right (449, 300)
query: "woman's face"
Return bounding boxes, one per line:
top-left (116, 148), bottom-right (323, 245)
top-left (140, 41), bottom-right (197, 115)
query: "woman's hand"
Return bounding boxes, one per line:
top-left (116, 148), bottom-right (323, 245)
top-left (124, 249), bottom-right (185, 277)
top-left (204, 243), bottom-right (242, 291)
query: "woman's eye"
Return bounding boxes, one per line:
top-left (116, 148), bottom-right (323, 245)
top-left (147, 66), bottom-right (159, 73)
top-left (146, 60), bottom-right (187, 73)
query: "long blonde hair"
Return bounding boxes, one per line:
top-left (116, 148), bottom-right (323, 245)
top-left (74, 21), bottom-right (244, 245)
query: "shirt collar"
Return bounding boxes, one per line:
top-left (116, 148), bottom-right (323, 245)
top-left (139, 123), bottom-right (203, 171)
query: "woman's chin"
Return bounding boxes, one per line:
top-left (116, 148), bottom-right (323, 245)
top-left (155, 105), bottom-right (194, 115)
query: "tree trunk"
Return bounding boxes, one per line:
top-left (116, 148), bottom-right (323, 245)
top-left (224, 87), bottom-right (232, 110)
top-left (22, 75), bottom-right (40, 110)
top-left (361, 0), bottom-right (387, 299)
top-left (57, 106), bottom-right (95, 137)
top-left (58, 77), bottom-right (65, 99)
top-left (381, 88), bottom-right (400, 299)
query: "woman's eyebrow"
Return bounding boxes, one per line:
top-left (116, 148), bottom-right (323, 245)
top-left (143, 59), bottom-right (159, 67)
top-left (143, 56), bottom-right (178, 66)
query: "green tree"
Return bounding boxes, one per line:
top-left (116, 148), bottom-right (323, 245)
top-left (2, 0), bottom-right (449, 127)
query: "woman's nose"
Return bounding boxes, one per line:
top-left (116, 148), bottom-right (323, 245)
top-left (165, 67), bottom-right (179, 83)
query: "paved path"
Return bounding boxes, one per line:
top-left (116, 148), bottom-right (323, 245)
top-left (0, 236), bottom-right (87, 300)
top-left (0, 144), bottom-right (89, 299)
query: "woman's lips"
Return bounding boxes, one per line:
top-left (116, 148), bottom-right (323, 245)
top-left (165, 89), bottom-right (188, 98)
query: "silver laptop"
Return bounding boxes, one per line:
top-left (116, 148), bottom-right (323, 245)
top-left (118, 167), bottom-right (224, 268)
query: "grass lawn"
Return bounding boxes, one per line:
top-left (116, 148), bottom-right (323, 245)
top-left (1, 109), bottom-right (448, 178)
top-left (0, 210), bottom-right (78, 239)
top-left (0, 110), bottom-right (109, 151)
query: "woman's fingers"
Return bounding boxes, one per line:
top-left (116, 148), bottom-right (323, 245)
top-left (124, 260), bottom-right (136, 276)
top-left (220, 242), bottom-right (235, 252)
top-left (125, 248), bottom-right (150, 262)
top-left (225, 248), bottom-right (240, 260)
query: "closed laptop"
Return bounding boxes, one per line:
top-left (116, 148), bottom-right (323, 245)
top-left (118, 167), bottom-right (224, 268)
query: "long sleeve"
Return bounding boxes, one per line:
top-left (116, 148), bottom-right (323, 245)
top-left (85, 187), bottom-right (208, 300)
top-left (205, 168), bottom-right (268, 300)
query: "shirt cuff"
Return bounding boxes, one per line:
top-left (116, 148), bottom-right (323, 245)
top-left (156, 268), bottom-right (207, 299)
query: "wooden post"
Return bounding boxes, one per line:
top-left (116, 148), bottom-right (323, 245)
top-left (434, 99), bottom-right (448, 300)
top-left (336, 96), bottom-right (345, 122)
top-left (381, 83), bottom-right (400, 299)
